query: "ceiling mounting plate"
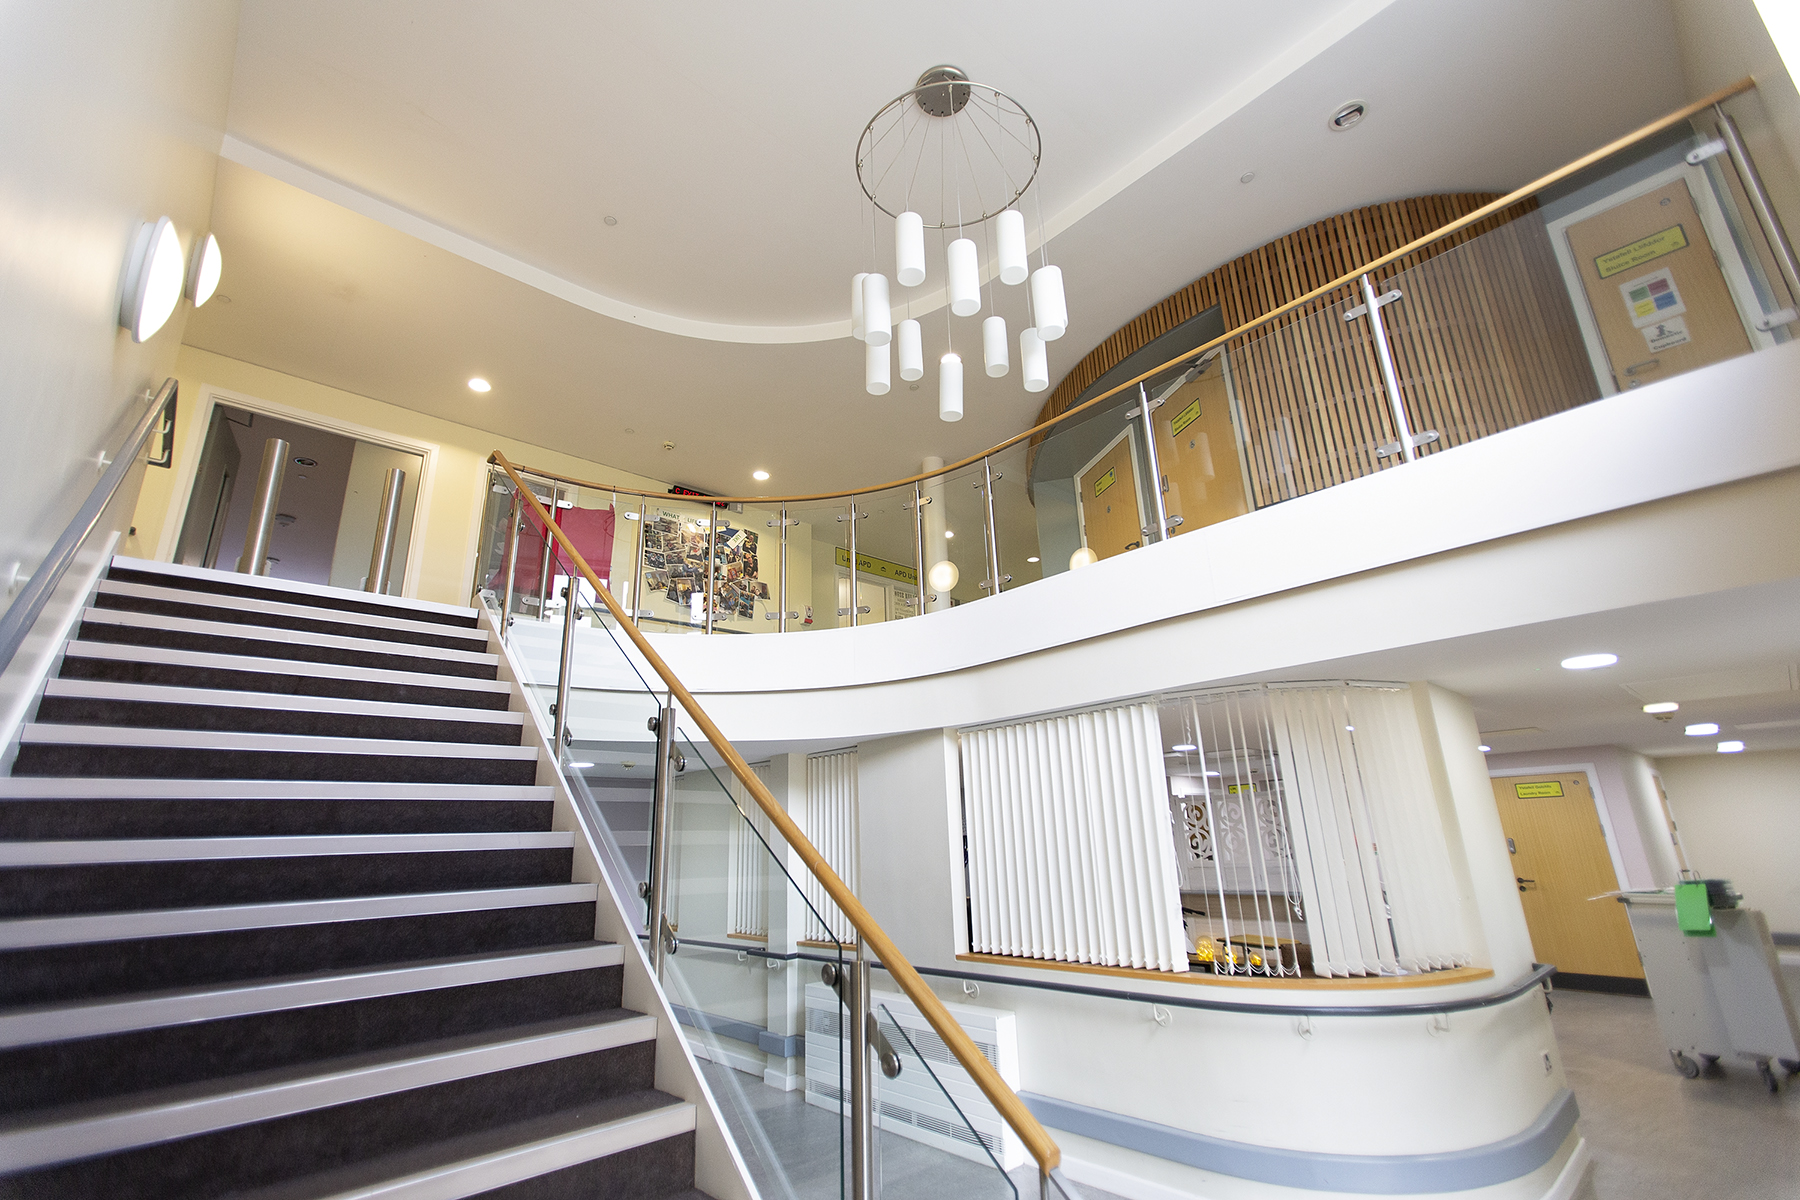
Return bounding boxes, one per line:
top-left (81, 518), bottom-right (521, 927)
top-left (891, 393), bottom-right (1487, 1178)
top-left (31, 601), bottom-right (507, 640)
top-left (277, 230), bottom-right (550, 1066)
top-left (914, 65), bottom-right (971, 117)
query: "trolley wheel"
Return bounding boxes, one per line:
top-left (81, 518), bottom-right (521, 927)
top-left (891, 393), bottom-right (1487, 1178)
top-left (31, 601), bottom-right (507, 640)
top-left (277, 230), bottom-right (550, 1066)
top-left (1758, 1060), bottom-right (1780, 1093)
top-left (1671, 1050), bottom-right (1702, 1079)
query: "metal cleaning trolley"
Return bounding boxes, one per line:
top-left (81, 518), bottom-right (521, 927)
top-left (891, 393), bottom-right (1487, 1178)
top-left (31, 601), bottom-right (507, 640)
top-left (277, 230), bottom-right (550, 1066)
top-left (1619, 885), bottom-right (1800, 1091)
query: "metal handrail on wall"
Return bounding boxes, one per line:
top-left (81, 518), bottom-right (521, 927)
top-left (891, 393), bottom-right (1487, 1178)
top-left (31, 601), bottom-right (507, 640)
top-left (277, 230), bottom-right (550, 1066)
top-left (487, 452), bottom-right (1070, 1187)
top-left (0, 379), bottom-right (178, 671)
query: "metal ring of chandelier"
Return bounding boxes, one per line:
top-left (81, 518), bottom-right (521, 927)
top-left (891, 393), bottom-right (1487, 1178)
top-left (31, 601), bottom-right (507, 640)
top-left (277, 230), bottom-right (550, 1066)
top-left (855, 67), bottom-right (1042, 228)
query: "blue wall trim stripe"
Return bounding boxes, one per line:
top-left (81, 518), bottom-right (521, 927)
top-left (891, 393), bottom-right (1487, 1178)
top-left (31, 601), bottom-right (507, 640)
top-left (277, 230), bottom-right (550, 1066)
top-left (1019, 1088), bottom-right (1578, 1194)
top-left (670, 1004), bottom-right (802, 1060)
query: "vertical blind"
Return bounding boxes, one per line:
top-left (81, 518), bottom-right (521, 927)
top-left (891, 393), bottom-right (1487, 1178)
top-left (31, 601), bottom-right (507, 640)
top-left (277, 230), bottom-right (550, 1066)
top-left (803, 749), bottom-right (859, 945)
top-left (961, 702), bottom-right (1189, 973)
top-left (725, 760), bottom-right (774, 939)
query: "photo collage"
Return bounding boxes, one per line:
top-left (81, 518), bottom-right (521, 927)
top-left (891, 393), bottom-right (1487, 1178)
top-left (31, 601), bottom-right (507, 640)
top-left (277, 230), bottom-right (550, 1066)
top-left (639, 509), bottom-right (768, 622)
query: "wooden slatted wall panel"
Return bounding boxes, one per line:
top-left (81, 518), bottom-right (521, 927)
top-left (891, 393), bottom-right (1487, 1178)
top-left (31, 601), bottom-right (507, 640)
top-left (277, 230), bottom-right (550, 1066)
top-left (1034, 194), bottom-right (1595, 509)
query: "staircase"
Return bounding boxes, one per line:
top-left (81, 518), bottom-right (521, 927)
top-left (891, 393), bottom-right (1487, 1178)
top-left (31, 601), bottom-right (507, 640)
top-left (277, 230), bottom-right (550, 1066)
top-left (0, 557), bottom-right (712, 1199)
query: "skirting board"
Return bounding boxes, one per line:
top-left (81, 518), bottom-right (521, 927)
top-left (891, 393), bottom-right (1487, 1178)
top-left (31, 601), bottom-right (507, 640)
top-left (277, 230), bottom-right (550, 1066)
top-left (1022, 1088), bottom-right (1579, 1194)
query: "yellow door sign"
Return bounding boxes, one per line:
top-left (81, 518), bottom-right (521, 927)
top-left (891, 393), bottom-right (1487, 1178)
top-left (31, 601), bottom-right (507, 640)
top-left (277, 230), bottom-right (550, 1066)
top-left (1514, 780), bottom-right (1564, 798)
top-left (1595, 224), bottom-right (1688, 279)
top-left (1170, 398), bottom-right (1201, 439)
top-left (1092, 468), bottom-right (1116, 498)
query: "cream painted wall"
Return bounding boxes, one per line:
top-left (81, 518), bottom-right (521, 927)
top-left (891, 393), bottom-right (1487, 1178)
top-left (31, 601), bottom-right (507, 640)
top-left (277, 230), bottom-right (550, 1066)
top-left (1655, 748), bottom-right (1800, 933)
top-left (128, 347), bottom-right (669, 607)
top-left (1673, 0), bottom-right (1800, 231)
top-left (0, 1), bottom-right (237, 617)
top-left (1483, 745), bottom-right (1683, 892)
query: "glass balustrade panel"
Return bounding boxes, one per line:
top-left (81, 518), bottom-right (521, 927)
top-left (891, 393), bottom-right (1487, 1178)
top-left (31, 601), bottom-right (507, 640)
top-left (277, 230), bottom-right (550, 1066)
top-left (920, 461), bottom-right (990, 610)
top-left (781, 500), bottom-right (850, 631)
top-left (1138, 354), bottom-right (1253, 540)
top-left (660, 720), bottom-right (852, 1199)
top-left (983, 442), bottom-right (1043, 591)
top-left (1025, 395), bottom-right (1144, 576)
top-left (845, 483), bottom-right (921, 625)
top-left (629, 496), bottom-right (724, 635)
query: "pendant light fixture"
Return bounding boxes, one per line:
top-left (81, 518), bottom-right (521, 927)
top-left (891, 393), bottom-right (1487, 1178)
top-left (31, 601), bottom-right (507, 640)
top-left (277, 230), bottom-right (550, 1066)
top-left (852, 65), bottom-right (1066, 421)
top-left (866, 341), bottom-right (891, 395)
top-left (851, 272), bottom-right (868, 342)
top-left (897, 318), bottom-right (923, 381)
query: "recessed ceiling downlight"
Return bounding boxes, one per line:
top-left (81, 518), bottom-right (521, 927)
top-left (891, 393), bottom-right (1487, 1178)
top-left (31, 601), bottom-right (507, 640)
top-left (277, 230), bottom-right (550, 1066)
top-left (1717, 740), bottom-right (1745, 753)
top-left (467, 378), bottom-right (492, 393)
top-left (1642, 702), bottom-right (1680, 714)
top-left (1329, 100), bottom-right (1367, 131)
top-left (752, 470), bottom-right (770, 481)
top-left (1685, 723), bottom-right (1720, 737)
top-left (1560, 653), bottom-right (1618, 670)
top-left (119, 216), bottom-right (185, 342)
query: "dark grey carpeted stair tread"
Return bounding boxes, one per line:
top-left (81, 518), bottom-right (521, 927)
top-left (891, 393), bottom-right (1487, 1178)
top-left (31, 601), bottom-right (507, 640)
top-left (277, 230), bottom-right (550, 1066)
top-left (76, 611), bottom-right (500, 681)
top-left (92, 582), bottom-right (489, 652)
top-left (104, 561), bottom-right (482, 630)
top-left (0, 796), bottom-right (556, 839)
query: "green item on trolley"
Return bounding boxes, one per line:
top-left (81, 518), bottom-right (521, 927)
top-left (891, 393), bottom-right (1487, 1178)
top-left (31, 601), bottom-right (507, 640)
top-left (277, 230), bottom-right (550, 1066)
top-left (1675, 880), bottom-right (1715, 936)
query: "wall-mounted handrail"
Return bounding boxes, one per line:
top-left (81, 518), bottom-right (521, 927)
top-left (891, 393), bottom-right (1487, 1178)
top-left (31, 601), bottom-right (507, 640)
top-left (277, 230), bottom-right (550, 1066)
top-left (488, 450), bottom-right (1066, 1180)
top-left (0, 379), bottom-right (178, 672)
top-left (494, 80), bottom-right (1757, 510)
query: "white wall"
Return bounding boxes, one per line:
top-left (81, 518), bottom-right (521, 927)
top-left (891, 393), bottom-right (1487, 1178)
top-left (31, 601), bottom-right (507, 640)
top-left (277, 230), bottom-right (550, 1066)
top-left (1655, 748), bottom-right (1800, 933)
top-left (1484, 746), bottom-right (1684, 891)
top-left (0, 1), bottom-right (238, 611)
top-left (1673, 0), bottom-right (1800, 231)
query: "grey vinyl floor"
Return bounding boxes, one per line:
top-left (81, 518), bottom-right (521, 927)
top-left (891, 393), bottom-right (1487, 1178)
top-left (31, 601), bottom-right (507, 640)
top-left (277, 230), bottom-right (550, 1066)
top-left (1551, 988), bottom-right (1800, 1200)
top-left (698, 1060), bottom-right (1125, 1200)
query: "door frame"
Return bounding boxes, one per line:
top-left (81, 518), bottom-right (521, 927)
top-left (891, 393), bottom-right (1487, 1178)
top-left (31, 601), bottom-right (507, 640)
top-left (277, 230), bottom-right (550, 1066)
top-left (151, 385), bottom-right (440, 599)
top-left (1546, 161), bottom-right (1777, 398)
top-left (1487, 763), bottom-right (1631, 892)
top-left (1073, 424), bottom-right (1147, 554)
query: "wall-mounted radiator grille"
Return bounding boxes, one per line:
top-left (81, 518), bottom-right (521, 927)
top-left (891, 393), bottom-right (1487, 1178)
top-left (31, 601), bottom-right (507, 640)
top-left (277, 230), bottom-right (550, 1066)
top-left (803, 748), bottom-right (858, 945)
top-left (725, 760), bottom-right (774, 939)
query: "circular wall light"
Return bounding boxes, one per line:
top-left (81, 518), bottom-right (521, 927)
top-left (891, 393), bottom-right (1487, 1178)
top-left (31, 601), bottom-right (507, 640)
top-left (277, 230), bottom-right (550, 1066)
top-left (1329, 100), bottom-right (1368, 131)
top-left (752, 469), bottom-right (770, 481)
top-left (1069, 546), bottom-right (1098, 570)
top-left (119, 216), bottom-right (185, 342)
top-left (927, 560), bottom-right (959, 592)
top-left (467, 378), bottom-right (492, 393)
top-left (1560, 653), bottom-right (1618, 670)
top-left (187, 232), bottom-right (222, 306)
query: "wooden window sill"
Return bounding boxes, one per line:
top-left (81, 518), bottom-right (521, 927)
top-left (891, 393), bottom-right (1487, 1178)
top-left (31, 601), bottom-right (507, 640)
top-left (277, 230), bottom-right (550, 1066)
top-left (954, 953), bottom-right (1494, 991)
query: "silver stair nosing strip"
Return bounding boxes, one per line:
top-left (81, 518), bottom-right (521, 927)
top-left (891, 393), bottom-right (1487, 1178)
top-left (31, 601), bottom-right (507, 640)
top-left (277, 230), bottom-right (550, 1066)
top-left (0, 883), bottom-right (597, 950)
top-left (60, 640), bottom-right (509, 694)
top-left (80, 608), bottom-right (497, 667)
top-left (95, 580), bottom-right (490, 645)
top-left (308, 1102), bottom-right (697, 1200)
top-left (20, 723), bottom-right (540, 761)
top-left (0, 1015), bottom-right (659, 1171)
top-left (41, 679), bottom-right (524, 725)
top-left (0, 831), bottom-right (575, 866)
top-left (109, 555), bottom-right (479, 621)
top-left (0, 777), bottom-right (551, 800)
top-left (0, 943), bottom-right (624, 1049)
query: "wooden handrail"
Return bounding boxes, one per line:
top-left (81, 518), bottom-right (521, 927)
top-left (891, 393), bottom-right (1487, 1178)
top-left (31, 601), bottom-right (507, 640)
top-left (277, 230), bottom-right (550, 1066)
top-left (489, 451), bottom-right (1063, 1178)
top-left (497, 77), bottom-right (1757, 509)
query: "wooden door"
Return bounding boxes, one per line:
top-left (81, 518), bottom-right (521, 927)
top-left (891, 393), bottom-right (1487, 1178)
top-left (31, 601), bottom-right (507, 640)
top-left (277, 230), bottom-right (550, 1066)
top-left (1564, 177), bottom-right (1750, 391)
top-left (1076, 433), bottom-right (1142, 561)
top-left (1491, 773), bottom-right (1643, 979)
top-left (1155, 369), bottom-right (1249, 535)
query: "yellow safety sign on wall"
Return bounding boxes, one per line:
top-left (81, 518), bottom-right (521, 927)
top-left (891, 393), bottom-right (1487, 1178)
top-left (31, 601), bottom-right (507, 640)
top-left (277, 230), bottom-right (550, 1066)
top-left (1594, 224), bottom-right (1688, 279)
top-left (1093, 467), bottom-right (1115, 498)
top-left (834, 546), bottom-right (919, 587)
top-left (1514, 780), bottom-right (1564, 798)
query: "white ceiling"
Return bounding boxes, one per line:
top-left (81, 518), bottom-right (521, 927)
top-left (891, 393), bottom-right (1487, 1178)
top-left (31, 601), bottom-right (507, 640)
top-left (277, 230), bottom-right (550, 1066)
top-left (188, 0), bottom-right (1689, 496)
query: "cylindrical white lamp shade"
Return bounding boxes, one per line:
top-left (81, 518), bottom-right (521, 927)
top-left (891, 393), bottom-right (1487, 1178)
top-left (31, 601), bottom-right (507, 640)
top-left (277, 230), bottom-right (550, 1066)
top-left (996, 210), bottom-right (1028, 285)
top-left (982, 315), bottom-right (1009, 378)
top-left (1030, 265), bottom-right (1067, 340)
top-left (1069, 546), bottom-right (1099, 570)
top-left (862, 273), bottom-right (891, 346)
top-left (851, 272), bottom-right (868, 341)
top-left (866, 341), bottom-right (890, 395)
top-left (1020, 327), bottom-right (1049, 392)
top-left (939, 353), bottom-right (963, 422)
top-left (896, 211), bottom-right (926, 287)
top-left (897, 318), bottom-right (923, 381)
top-left (928, 560), bottom-right (959, 592)
top-left (947, 238), bottom-right (980, 316)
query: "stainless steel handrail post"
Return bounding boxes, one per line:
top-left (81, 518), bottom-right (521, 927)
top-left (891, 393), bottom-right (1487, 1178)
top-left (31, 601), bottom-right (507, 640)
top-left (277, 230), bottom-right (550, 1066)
top-left (648, 695), bottom-right (679, 972)
top-left (849, 947), bottom-right (875, 1200)
top-left (553, 582), bottom-right (577, 753)
top-left (533, 489), bottom-right (556, 620)
top-left (777, 504), bottom-right (789, 633)
top-left (1715, 106), bottom-right (1800, 304)
top-left (239, 437), bottom-right (290, 575)
top-left (364, 467), bottom-right (405, 593)
top-left (704, 509), bottom-right (717, 634)
top-left (631, 500), bottom-right (646, 620)
top-left (847, 494), bottom-right (858, 627)
top-left (500, 492), bottom-right (522, 633)
top-left (911, 482), bottom-right (924, 617)
top-left (1136, 383), bottom-right (1171, 542)
top-left (980, 457), bottom-right (1004, 592)
top-left (1359, 272), bottom-right (1418, 463)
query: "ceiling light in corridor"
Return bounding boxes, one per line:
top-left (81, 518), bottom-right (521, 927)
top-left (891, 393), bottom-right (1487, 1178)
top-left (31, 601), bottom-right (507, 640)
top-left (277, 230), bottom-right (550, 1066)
top-left (1717, 740), bottom-right (1745, 753)
top-left (1686, 723), bottom-right (1720, 736)
top-left (467, 377), bottom-right (491, 393)
top-left (1559, 653), bottom-right (1618, 670)
top-left (752, 470), bottom-right (770, 481)
top-left (1642, 701), bottom-right (1679, 714)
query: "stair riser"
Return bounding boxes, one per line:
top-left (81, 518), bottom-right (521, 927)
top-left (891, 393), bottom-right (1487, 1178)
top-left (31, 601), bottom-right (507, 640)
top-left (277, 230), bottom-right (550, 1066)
top-left (475, 1134), bottom-right (698, 1200)
top-left (77, 622), bottom-right (498, 681)
top-left (34, 696), bottom-right (522, 746)
top-left (105, 567), bottom-right (481, 631)
top-left (0, 902), bottom-right (597, 1006)
top-left (0, 965), bottom-right (625, 1115)
top-left (0, 799), bottom-right (556, 839)
top-left (93, 592), bottom-right (489, 653)
top-left (0, 849), bottom-right (575, 917)
top-left (11, 745), bottom-right (540, 786)
top-left (59, 654), bottom-right (511, 710)
top-left (0, 1049), bottom-right (659, 1200)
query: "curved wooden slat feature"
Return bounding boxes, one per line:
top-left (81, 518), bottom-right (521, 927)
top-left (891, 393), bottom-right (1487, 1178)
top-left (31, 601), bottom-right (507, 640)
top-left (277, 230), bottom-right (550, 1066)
top-left (489, 451), bottom-right (1064, 1180)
